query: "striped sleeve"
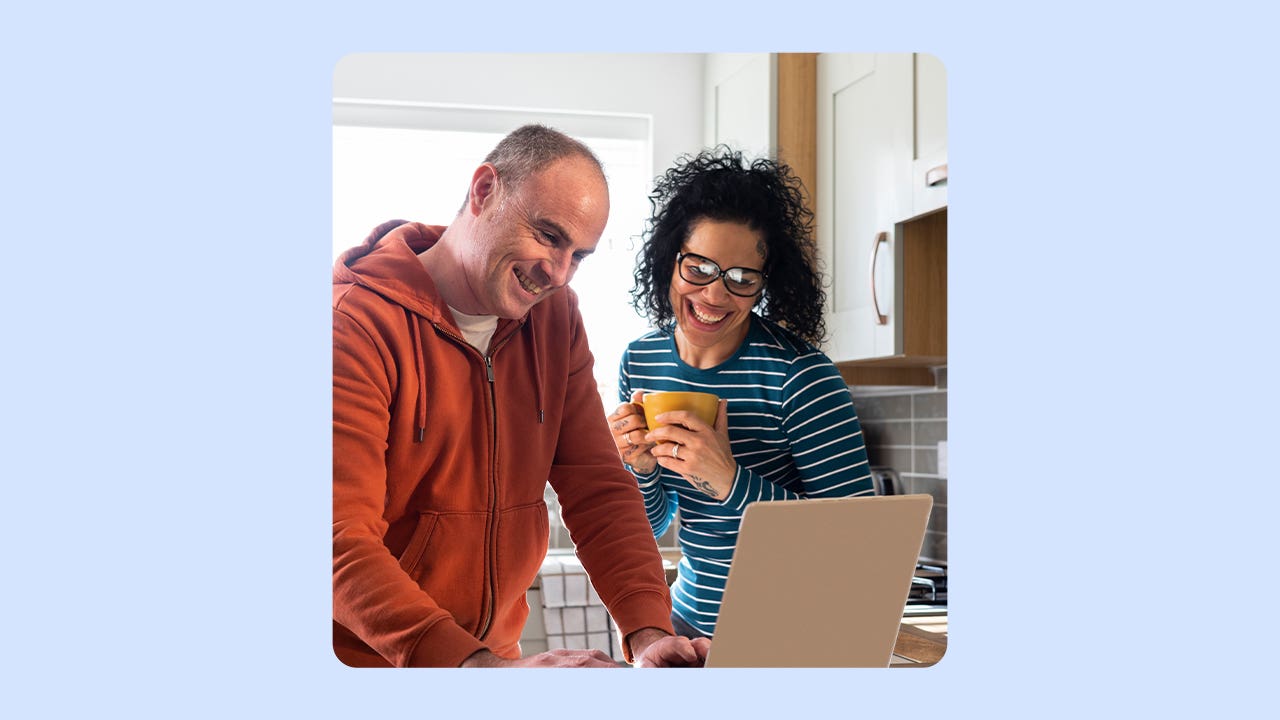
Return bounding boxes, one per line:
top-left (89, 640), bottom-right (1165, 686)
top-left (778, 350), bottom-right (876, 498)
top-left (618, 345), bottom-right (678, 538)
top-left (718, 461), bottom-right (801, 510)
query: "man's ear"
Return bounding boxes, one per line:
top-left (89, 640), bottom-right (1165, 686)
top-left (467, 163), bottom-right (500, 217)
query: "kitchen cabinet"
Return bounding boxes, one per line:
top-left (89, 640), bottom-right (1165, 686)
top-left (816, 53), bottom-right (946, 384)
top-left (703, 53), bottom-right (776, 156)
top-left (913, 53), bottom-right (948, 217)
top-left (701, 53), bottom-right (815, 193)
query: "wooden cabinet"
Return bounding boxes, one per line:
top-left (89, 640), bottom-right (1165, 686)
top-left (816, 53), bottom-right (946, 385)
top-left (702, 53), bottom-right (817, 210)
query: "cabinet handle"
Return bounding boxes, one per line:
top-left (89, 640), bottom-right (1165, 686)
top-left (926, 163), bottom-right (948, 187)
top-left (870, 231), bottom-right (889, 326)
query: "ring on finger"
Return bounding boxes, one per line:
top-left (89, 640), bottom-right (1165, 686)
top-left (671, 444), bottom-right (679, 460)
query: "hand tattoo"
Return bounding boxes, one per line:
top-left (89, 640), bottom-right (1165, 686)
top-left (689, 475), bottom-right (719, 499)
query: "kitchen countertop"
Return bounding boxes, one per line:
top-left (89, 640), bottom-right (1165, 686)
top-left (893, 617), bottom-right (947, 666)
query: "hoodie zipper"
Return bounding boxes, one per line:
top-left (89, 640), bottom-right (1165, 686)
top-left (476, 351), bottom-right (498, 640)
top-left (428, 320), bottom-right (519, 642)
top-left (474, 327), bottom-right (525, 640)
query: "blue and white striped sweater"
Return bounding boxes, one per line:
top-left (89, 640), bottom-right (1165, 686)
top-left (618, 316), bottom-right (876, 636)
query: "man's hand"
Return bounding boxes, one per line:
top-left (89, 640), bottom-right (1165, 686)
top-left (690, 636), bottom-right (711, 661)
top-left (628, 627), bottom-right (709, 668)
top-left (461, 648), bottom-right (621, 668)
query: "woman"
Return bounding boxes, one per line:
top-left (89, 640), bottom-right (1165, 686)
top-left (608, 147), bottom-right (876, 640)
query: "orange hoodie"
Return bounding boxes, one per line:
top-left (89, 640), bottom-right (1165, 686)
top-left (332, 221), bottom-right (673, 667)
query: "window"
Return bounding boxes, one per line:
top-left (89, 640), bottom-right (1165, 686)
top-left (333, 100), bottom-right (655, 408)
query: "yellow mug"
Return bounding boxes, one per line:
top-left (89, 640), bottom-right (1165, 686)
top-left (642, 391), bottom-right (720, 431)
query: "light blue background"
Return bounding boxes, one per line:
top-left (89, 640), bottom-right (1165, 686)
top-left (4, 1), bottom-right (1277, 717)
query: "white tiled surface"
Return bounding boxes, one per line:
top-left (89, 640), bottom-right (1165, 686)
top-left (522, 554), bottom-right (624, 661)
top-left (564, 574), bottom-right (588, 606)
top-left (586, 606), bottom-right (608, 633)
top-left (523, 589), bottom-right (546, 636)
top-left (531, 479), bottom-right (678, 660)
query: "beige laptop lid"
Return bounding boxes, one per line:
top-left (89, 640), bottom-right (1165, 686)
top-left (704, 494), bottom-right (933, 668)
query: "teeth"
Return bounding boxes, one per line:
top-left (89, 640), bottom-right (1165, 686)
top-left (691, 303), bottom-right (726, 324)
top-left (515, 268), bottom-right (542, 296)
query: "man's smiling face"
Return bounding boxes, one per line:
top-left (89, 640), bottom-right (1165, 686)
top-left (463, 156), bottom-right (609, 319)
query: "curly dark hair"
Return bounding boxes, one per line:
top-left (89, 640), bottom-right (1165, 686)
top-left (630, 146), bottom-right (827, 346)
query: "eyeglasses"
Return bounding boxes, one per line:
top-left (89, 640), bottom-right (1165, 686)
top-left (676, 251), bottom-right (766, 297)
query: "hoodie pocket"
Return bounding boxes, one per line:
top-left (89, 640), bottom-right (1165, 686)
top-left (397, 511), bottom-right (439, 580)
top-left (495, 503), bottom-right (550, 603)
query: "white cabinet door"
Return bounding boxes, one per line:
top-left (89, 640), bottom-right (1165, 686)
top-left (817, 53), bottom-right (913, 362)
top-left (912, 53), bottom-right (948, 217)
top-left (704, 53), bottom-right (776, 157)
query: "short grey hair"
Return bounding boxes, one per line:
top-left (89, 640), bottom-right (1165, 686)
top-left (461, 124), bottom-right (606, 210)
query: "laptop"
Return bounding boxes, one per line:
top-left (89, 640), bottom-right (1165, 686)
top-left (703, 494), bottom-right (934, 668)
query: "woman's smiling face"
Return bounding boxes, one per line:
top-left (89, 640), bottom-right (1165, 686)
top-left (669, 218), bottom-right (766, 367)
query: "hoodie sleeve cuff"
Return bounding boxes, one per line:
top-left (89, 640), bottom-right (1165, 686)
top-left (406, 619), bottom-right (490, 667)
top-left (606, 589), bottom-right (675, 663)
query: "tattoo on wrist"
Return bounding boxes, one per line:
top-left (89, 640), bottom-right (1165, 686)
top-left (689, 476), bottom-right (719, 497)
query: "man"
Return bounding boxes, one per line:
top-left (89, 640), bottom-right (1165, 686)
top-left (333, 125), bottom-right (708, 667)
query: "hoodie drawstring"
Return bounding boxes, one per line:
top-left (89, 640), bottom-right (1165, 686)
top-left (529, 312), bottom-right (544, 424)
top-left (408, 311), bottom-right (427, 442)
top-left (408, 306), bottom-right (543, 435)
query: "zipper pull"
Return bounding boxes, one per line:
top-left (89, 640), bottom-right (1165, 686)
top-left (485, 355), bottom-right (495, 383)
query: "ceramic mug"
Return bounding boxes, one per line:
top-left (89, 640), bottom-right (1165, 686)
top-left (641, 391), bottom-right (719, 431)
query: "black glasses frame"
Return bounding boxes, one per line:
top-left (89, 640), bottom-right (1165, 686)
top-left (676, 251), bottom-right (767, 297)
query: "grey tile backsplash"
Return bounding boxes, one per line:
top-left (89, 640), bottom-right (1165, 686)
top-left (851, 365), bottom-right (948, 562)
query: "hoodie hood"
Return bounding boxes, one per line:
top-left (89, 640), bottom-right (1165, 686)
top-left (333, 219), bottom-right (449, 326)
top-left (333, 219), bottom-right (543, 435)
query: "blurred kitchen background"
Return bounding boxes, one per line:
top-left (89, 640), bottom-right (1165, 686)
top-left (334, 53), bottom-right (947, 660)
